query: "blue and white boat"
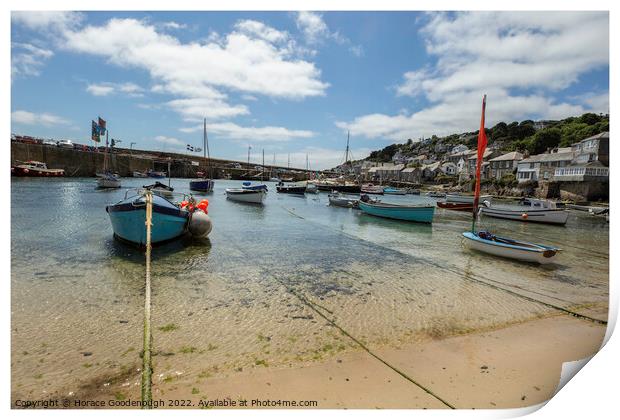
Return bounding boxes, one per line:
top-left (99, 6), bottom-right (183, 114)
top-left (462, 231), bottom-right (560, 264)
top-left (106, 193), bottom-right (190, 245)
top-left (358, 199), bottom-right (434, 223)
top-left (241, 181), bottom-right (268, 192)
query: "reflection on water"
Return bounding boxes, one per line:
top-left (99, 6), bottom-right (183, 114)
top-left (11, 178), bottom-right (608, 401)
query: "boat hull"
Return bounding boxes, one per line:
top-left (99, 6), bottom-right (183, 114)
top-left (132, 171), bottom-right (148, 178)
top-left (328, 195), bottom-right (359, 208)
top-left (358, 201), bottom-right (434, 223)
top-left (383, 188), bottom-right (407, 195)
top-left (12, 166), bottom-right (64, 177)
top-left (97, 177), bottom-right (121, 189)
top-left (446, 194), bottom-right (491, 204)
top-left (106, 195), bottom-right (189, 245)
top-left (480, 207), bottom-right (568, 225)
top-left (226, 189), bottom-right (266, 204)
top-left (190, 179), bottom-right (215, 192)
top-left (462, 232), bottom-right (559, 264)
top-left (437, 202), bottom-right (473, 212)
top-left (317, 184), bottom-right (361, 193)
top-left (276, 185), bottom-right (306, 194)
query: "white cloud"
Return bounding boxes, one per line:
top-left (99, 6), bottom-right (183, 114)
top-left (12, 110), bottom-right (70, 126)
top-left (11, 43), bottom-right (54, 77)
top-left (342, 11), bottom-right (608, 141)
top-left (180, 122), bottom-right (314, 142)
top-left (296, 12), bottom-right (330, 44)
top-left (161, 21), bottom-right (187, 30)
top-left (12, 11), bottom-right (83, 32)
top-left (86, 82), bottom-right (145, 97)
top-left (295, 12), bottom-right (363, 57)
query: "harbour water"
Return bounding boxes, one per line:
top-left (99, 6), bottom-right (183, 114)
top-left (11, 178), bottom-right (609, 401)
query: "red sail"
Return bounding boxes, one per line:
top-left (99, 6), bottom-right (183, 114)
top-left (472, 95), bottom-right (487, 221)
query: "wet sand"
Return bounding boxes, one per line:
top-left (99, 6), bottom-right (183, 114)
top-left (64, 312), bottom-right (606, 409)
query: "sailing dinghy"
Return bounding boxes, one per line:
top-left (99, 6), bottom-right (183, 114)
top-left (461, 95), bottom-right (560, 264)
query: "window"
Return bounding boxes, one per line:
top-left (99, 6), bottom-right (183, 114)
top-left (529, 163), bottom-right (535, 169)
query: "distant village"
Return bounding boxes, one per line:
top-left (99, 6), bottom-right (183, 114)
top-left (335, 116), bottom-right (609, 202)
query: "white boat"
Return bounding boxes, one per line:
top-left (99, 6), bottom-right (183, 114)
top-left (226, 188), bottom-right (266, 204)
top-left (446, 194), bottom-right (492, 204)
top-left (133, 170), bottom-right (148, 178)
top-left (305, 182), bottom-right (318, 194)
top-left (328, 192), bottom-right (359, 208)
top-left (462, 231), bottom-right (560, 264)
top-left (269, 177), bottom-right (281, 182)
top-left (426, 191), bottom-right (446, 198)
top-left (97, 172), bottom-right (121, 189)
top-left (480, 198), bottom-right (568, 225)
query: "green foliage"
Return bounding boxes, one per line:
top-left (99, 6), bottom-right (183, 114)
top-left (528, 127), bottom-right (562, 154)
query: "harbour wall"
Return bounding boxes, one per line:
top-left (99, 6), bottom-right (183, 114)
top-left (11, 142), bottom-right (316, 180)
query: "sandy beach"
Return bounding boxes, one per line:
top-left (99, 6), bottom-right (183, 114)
top-left (49, 309), bottom-right (606, 410)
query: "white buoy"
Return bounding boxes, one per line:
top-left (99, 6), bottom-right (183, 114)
top-left (188, 210), bottom-right (212, 238)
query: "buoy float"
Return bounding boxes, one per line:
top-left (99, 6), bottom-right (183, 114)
top-left (521, 213), bottom-right (528, 219)
top-left (188, 210), bottom-right (212, 238)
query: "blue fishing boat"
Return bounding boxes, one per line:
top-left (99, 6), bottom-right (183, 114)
top-left (189, 119), bottom-right (215, 193)
top-left (106, 193), bottom-right (190, 245)
top-left (358, 199), bottom-right (434, 223)
top-left (190, 179), bottom-right (215, 193)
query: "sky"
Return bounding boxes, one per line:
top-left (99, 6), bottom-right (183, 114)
top-left (10, 11), bottom-right (609, 169)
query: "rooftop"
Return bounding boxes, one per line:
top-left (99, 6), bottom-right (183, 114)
top-left (490, 151), bottom-right (524, 162)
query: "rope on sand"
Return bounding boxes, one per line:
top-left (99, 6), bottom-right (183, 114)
top-left (141, 191), bottom-right (153, 407)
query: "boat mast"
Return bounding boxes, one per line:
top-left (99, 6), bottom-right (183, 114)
top-left (262, 149), bottom-right (264, 182)
top-left (204, 118), bottom-right (212, 179)
top-left (167, 159), bottom-right (171, 187)
top-left (287, 153), bottom-right (290, 169)
top-left (471, 95), bottom-right (488, 233)
top-left (345, 131), bottom-right (350, 168)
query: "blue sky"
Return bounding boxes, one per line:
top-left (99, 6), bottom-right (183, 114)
top-left (11, 11), bottom-right (609, 169)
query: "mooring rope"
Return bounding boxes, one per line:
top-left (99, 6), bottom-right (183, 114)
top-left (221, 230), bottom-right (456, 409)
top-left (141, 191), bottom-right (153, 407)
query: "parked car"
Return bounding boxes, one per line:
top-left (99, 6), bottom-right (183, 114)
top-left (42, 139), bottom-right (57, 146)
top-left (57, 140), bottom-right (73, 149)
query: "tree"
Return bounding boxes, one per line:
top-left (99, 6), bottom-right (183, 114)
top-left (529, 128), bottom-right (561, 154)
top-left (579, 113), bottom-right (601, 125)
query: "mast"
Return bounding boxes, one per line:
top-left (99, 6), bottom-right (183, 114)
top-left (471, 94), bottom-right (488, 233)
top-left (247, 146), bottom-right (251, 168)
top-left (345, 131), bottom-right (350, 167)
top-left (204, 118), bottom-right (212, 179)
top-left (306, 153), bottom-right (309, 180)
top-left (261, 149), bottom-right (264, 182)
top-left (287, 153), bottom-right (290, 169)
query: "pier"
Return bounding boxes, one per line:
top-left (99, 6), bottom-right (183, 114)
top-left (10, 140), bottom-right (336, 180)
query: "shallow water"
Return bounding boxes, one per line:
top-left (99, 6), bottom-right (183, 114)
top-left (11, 178), bottom-right (609, 400)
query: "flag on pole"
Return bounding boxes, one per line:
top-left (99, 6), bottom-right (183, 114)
top-left (91, 120), bottom-right (100, 142)
top-left (186, 145), bottom-right (194, 152)
top-left (98, 117), bottom-right (107, 135)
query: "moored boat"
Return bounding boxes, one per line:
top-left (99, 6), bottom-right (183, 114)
top-left (383, 187), bottom-right (407, 195)
top-left (148, 170), bottom-right (166, 179)
top-left (132, 170), bottom-right (148, 178)
top-left (358, 198), bottom-right (434, 223)
top-left (462, 231), bottom-right (560, 264)
top-left (437, 202), bottom-right (474, 212)
top-left (446, 194), bottom-right (492, 204)
top-left (276, 182), bottom-right (306, 194)
top-left (328, 192), bottom-right (359, 208)
top-left (190, 179), bottom-right (215, 192)
top-left (426, 191), bottom-right (446, 198)
top-left (144, 181), bottom-right (174, 198)
top-left (189, 119), bottom-right (215, 193)
top-left (226, 188), bottom-right (266, 204)
top-left (461, 95), bottom-right (561, 264)
top-left (480, 198), bottom-right (568, 225)
top-left (407, 189), bottom-right (420, 195)
top-left (305, 182), bottom-right (319, 194)
top-left (361, 184), bottom-right (384, 195)
top-left (241, 181), bottom-right (268, 192)
top-left (12, 161), bottom-right (65, 177)
top-left (97, 172), bottom-right (121, 189)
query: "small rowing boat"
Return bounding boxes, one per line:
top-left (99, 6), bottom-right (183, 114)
top-left (226, 188), bottom-right (266, 204)
top-left (462, 231), bottom-right (560, 264)
top-left (461, 95), bottom-right (560, 264)
top-left (241, 181), bottom-right (268, 192)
